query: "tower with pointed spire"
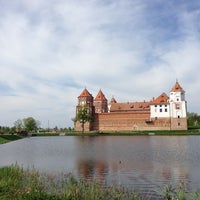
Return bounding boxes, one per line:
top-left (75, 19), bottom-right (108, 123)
top-left (77, 88), bottom-right (93, 109)
top-left (169, 81), bottom-right (187, 130)
top-left (93, 90), bottom-right (108, 113)
top-left (75, 88), bottom-right (94, 131)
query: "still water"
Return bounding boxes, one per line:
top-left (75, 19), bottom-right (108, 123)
top-left (0, 135), bottom-right (200, 195)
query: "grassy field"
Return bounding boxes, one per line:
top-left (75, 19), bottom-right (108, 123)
top-left (1, 165), bottom-right (200, 200)
top-left (0, 135), bottom-right (22, 144)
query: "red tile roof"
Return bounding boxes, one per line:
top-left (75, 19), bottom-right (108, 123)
top-left (150, 93), bottom-right (169, 105)
top-left (94, 90), bottom-right (107, 101)
top-left (110, 101), bottom-right (150, 112)
top-left (170, 81), bottom-right (185, 92)
top-left (78, 88), bottom-right (93, 98)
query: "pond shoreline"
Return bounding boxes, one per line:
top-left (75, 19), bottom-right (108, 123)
top-left (0, 135), bottom-right (23, 144)
top-left (35, 128), bottom-right (200, 136)
top-left (1, 128), bottom-right (200, 144)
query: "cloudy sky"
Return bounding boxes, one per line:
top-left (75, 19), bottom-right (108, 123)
top-left (0, 0), bottom-right (200, 128)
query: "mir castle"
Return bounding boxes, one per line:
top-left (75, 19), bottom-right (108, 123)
top-left (75, 81), bottom-right (187, 131)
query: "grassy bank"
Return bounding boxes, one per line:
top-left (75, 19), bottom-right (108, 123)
top-left (1, 165), bottom-right (200, 200)
top-left (1, 127), bottom-right (200, 142)
top-left (63, 126), bottom-right (200, 136)
top-left (0, 165), bottom-right (139, 200)
top-left (40, 128), bottom-right (200, 136)
top-left (0, 135), bottom-right (22, 144)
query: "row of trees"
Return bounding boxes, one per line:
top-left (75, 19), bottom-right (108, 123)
top-left (14, 117), bottom-right (40, 133)
top-left (0, 117), bottom-right (74, 135)
top-left (0, 117), bottom-right (39, 135)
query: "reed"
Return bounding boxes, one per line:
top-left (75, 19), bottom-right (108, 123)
top-left (0, 165), bottom-right (200, 200)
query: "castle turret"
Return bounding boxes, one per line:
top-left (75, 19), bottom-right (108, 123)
top-left (93, 90), bottom-right (108, 113)
top-left (75, 88), bottom-right (94, 131)
top-left (77, 88), bottom-right (93, 109)
top-left (108, 97), bottom-right (117, 112)
top-left (169, 81), bottom-right (187, 130)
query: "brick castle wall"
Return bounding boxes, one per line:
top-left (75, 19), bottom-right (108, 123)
top-left (75, 113), bottom-right (187, 131)
top-left (92, 112), bottom-right (172, 131)
top-left (75, 121), bottom-right (91, 132)
top-left (170, 118), bottom-right (188, 130)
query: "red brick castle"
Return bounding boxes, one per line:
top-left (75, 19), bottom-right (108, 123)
top-left (75, 81), bottom-right (187, 131)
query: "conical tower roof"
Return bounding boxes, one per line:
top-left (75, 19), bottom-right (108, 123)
top-left (78, 88), bottom-right (92, 98)
top-left (170, 81), bottom-right (185, 92)
top-left (94, 90), bottom-right (107, 101)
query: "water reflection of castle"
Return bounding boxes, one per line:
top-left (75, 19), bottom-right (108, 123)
top-left (75, 81), bottom-right (187, 131)
top-left (75, 136), bottom-right (190, 190)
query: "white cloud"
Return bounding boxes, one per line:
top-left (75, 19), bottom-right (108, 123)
top-left (0, 0), bottom-right (200, 128)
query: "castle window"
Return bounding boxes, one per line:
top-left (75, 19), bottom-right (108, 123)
top-left (160, 105), bottom-right (162, 107)
top-left (177, 98), bottom-right (179, 101)
top-left (178, 122), bottom-right (180, 126)
top-left (165, 109), bottom-right (167, 112)
top-left (178, 115), bottom-right (180, 118)
top-left (176, 104), bottom-right (180, 109)
top-left (165, 105), bottom-right (167, 107)
top-left (155, 105), bottom-right (157, 107)
top-left (160, 109), bottom-right (162, 112)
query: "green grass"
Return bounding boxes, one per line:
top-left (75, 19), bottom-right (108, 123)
top-left (0, 165), bottom-right (200, 200)
top-left (0, 135), bottom-right (22, 144)
top-left (1, 128), bottom-right (200, 141)
top-left (29, 126), bottom-right (200, 136)
top-left (0, 165), bottom-right (141, 200)
top-left (64, 128), bottom-right (200, 136)
top-left (32, 129), bottom-right (200, 137)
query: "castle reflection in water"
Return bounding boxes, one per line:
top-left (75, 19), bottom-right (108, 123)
top-left (75, 136), bottom-right (191, 191)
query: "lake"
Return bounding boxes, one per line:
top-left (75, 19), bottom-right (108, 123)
top-left (0, 135), bottom-right (200, 197)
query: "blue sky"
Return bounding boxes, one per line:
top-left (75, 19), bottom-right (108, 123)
top-left (0, 0), bottom-right (200, 128)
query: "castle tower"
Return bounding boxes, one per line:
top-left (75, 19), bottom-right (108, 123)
top-left (77, 88), bottom-right (93, 111)
top-left (169, 81), bottom-right (187, 130)
top-left (75, 88), bottom-right (94, 131)
top-left (108, 97), bottom-right (117, 112)
top-left (93, 90), bottom-right (108, 113)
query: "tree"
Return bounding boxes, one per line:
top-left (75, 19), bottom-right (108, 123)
top-left (0, 126), bottom-right (10, 134)
top-left (75, 107), bottom-right (92, 133)
top-left (14, 119), bottom-right (23, 133)
top-left (187, 112), bottom-right (200, 127)
top-left (23, 117), bottom-right (38, 133)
